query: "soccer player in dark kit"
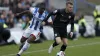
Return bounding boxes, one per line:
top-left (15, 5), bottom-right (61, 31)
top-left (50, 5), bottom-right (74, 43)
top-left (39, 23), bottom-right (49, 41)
top-left (43, 1), bottom-right (75, 56)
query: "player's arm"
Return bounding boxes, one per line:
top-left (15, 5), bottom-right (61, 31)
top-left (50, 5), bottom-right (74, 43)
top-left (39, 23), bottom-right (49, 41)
top-left (42, 10), bottom-right (59, 25)
top-left (71, 14), bottom-right (75, 32)
top-left (16, 10), bottom-right (31, 17)
top-left (16, 7), bottom-right (36, 18)
top-left (43, 10), bottom-right (59, 22)
top-left (70, 14), bottom-right (75, 37)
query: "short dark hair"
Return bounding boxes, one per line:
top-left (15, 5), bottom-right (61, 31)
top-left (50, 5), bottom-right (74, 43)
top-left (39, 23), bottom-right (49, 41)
top-left (66, 1), bottom-right (73, 5)
top-left (39, 3), bottom-right (45, 10)
top-left (39, 5), bottom-right (45, 10)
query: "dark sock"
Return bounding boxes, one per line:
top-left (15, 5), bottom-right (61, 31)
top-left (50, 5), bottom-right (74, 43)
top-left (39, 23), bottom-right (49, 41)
top-left (19, 43), bottom-right (25, 50)
top-left (53, 41), bottom-right (59, 47)
top-left (60, 45), bottom-right (67, 51)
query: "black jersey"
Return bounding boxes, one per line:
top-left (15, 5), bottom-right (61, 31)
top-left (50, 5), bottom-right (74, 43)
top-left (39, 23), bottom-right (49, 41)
top-left (44, 9), bottom-right (74, 32)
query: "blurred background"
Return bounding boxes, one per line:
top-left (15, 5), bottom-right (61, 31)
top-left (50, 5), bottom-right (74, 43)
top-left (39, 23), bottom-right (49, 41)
top-left (0, 0), bottom-right (99, 44)
top-left (0, 0), bottom-right (100, 45)
top-left (0, 0), bottom-right (100, 56)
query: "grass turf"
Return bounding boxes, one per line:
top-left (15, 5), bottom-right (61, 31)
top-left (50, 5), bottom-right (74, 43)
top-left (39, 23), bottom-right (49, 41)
top-left (0, 37), bottom-right (100, 56)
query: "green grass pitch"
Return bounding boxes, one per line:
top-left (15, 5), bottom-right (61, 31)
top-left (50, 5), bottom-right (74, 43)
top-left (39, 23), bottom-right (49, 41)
top-left (0, 37), bottom-right (100, 56)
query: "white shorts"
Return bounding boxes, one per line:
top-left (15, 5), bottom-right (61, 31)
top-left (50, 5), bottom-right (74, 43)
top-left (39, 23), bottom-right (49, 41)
top-left (22, 28), bottom-right (40, 40)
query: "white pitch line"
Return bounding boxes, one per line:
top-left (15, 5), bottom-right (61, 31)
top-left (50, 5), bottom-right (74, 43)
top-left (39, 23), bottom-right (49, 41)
top-left (2, 42), bottom-right (100, 56)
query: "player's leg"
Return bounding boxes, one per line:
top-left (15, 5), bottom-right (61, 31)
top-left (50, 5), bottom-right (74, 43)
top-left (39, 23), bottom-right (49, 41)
top-left (17, 30), bottom-right (40, 56)
top-left (54, 37), bottom-right (62, 47)
top-left (16, 28), bottom-right (32, 56)
top-left (19, 28), bottom-right (31, 50)
top-left (17, 39), bottom-right (31, 56)
top-left (20, 36), bottom-right (28, 43)
top-left (17, 35), bottom-right (35, 56)
top-left (16, 39), bottom-right (30, 56)
top-left (19, 34), bottom-right (36, 53)
top-left (58, 30), bottom-right (68, 56)
top-left (56, 38), bottom-right (67, 56)
top-left (60, 38), bottom-right (68, 52)
top-left (19, 36), bottom-right (28, 50)
top-left (48, 28), bottom-right (62, 53)
top-left (48, 37), bottom-right (61, 53)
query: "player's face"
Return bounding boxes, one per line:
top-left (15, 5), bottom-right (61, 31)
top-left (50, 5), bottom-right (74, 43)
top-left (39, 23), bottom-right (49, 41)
top-left (66, 4), bottom-right (73, 12)
top-left (38, 8), bottom-right (45, 14)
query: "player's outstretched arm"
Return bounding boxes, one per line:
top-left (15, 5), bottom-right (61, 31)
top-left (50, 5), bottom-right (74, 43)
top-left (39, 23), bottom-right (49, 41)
top-left (42, 12), bottom-right (54, 26)
top-left (43, 10), bottom-right (59, 22)
top-left (16, 10), bottom-right (31, 17)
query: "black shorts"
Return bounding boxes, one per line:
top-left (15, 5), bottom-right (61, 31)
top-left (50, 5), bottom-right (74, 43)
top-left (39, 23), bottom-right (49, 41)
top-left (53, 27), bottom-right (67, 38)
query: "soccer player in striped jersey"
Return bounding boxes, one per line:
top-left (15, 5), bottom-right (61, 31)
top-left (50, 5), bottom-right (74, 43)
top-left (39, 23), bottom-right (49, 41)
top-left (16, 5), bottom-right (49, 56)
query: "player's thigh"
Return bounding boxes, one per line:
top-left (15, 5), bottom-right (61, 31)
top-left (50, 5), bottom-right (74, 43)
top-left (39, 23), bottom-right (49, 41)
top-left (22, 28), bottom-right (32, 38)
top-left (55, 37), bottom-right (62, 44)
top-left (62, 38), bottom-right (68, 45)
top-left (54, 28), bottom-right (62, 44)
top-left (60, 30), bottom-right (68, 45)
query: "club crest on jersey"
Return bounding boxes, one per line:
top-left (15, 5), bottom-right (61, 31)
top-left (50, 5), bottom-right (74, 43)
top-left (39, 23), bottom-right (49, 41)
top-left (69, 16), bottom-right (71, 19)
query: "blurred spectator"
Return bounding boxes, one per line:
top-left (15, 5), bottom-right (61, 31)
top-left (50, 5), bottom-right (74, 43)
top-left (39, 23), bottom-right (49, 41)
top-left (0, 14), bottom-right (6, 23)
top-left (9, 0), bottom-right (17, 13)
top-left (22, 16), bottom-right (30, 30)
top-left (93, 9), bottom-right (98, 19)
top-left (25, 3), bottom-right (31, 10)
top-left (15, 2), bottom-right (25, 13)
top-left (6, 10), bottom-right (15, 28)
top-left (67, 24), bottom-right (79, 40)
top-left (0, 24), bottom-right (4, 44)
top-left (93, 9), bottom-right (100, 19)
top-left (78, 15), bottom-right (87, 37)
top-left (1, 0), bottom-right (9, 7)
top-left (0, 23), bottom-right (10, 45)
top-left (0, 0), bottom-right (46, 29)
top-left (95, 11), bottom-right (100, 36)
top-left (25, 0), bottom-right (32, 6)
top-left (1, 10), bottom-right (7, 18)
top-left (0, 14), bottom-right (8, 29)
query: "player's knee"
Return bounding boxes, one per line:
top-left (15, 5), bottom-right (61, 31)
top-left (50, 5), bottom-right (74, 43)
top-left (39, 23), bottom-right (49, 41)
top-left (63, 41), bottom-right (68, 45)
top-left (20, 36), bottom-right (27, 43)
top-left (27, 34), bottom-right (36, 43)
top-left (56, 38), bottom-right (62, 44)
top-left (30, 34), bottom-right (36, 40)
top-left (62, 38), bottom-right (68, 45)
top-left (56, 40), bottom-right (61, 44)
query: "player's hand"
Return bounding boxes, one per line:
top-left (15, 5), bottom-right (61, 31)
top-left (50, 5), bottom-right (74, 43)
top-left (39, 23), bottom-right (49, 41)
top-left (70, 32), bottom-right (73, 38)
top-left (42, 21), bottom-right (46, 26)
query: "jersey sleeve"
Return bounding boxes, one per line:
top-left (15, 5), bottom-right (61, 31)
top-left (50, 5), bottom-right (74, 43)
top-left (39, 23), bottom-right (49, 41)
top-left (47, 16), bottom-right (53, 22)
top-left (43, 9), bottom-right (59, 22)
top-left (29, 7), bottom-right (35, 14)
top-left (52, 10), bottom-right (59, 15)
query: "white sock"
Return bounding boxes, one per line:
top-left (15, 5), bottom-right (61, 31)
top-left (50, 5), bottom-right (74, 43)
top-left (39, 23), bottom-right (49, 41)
top-left (18, 40), bottom-right (30, 55)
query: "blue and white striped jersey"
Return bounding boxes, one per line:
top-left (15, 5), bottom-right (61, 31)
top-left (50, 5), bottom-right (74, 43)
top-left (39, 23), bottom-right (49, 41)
top-left (29, 7), bottom-right (48, 30)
